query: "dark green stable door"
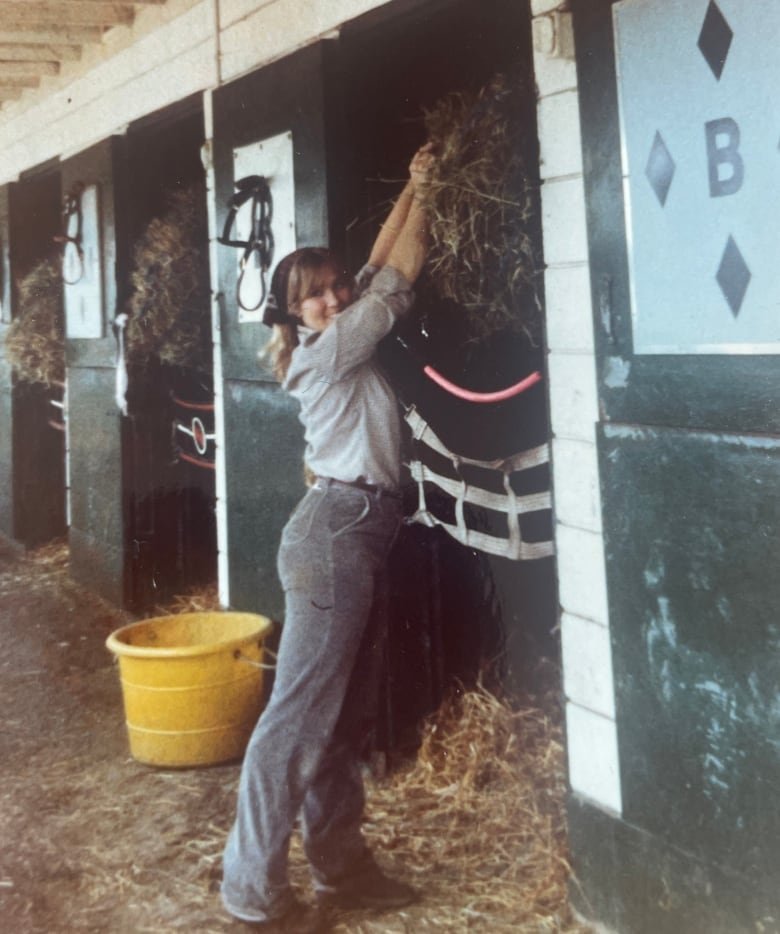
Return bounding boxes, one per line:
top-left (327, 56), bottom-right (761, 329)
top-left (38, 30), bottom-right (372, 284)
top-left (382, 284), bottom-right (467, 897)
top-left (210, 44), bottom-right (336, 618)
top-left (59, 138), bottom-right (126, 605)
top-left (575, 0), bottom-right (779, 927)
top-left (7, 170), bottom-right (68, 548)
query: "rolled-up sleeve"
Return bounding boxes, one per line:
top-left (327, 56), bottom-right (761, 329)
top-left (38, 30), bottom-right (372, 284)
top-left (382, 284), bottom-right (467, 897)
top-left (311, 265), bottom-right (414, 379)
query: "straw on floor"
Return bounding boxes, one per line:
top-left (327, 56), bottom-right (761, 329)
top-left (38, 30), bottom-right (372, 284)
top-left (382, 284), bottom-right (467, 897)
top-left (2, 546), bottom-right (589, 931)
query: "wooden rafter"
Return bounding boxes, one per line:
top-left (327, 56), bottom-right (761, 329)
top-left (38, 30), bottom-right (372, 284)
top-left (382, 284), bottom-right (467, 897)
top-left (0, 3), bottom-right (136, 29)
top-left (0, 75), bottom-right (43, 88)
top-left (0, 43), bottom-right (81, 62)
top-left (0, 27), bottom-right (104, 44)
top-left (0, 0), bottom-right (173, 109)
top-left (0, 61), bottom-right (60, 78)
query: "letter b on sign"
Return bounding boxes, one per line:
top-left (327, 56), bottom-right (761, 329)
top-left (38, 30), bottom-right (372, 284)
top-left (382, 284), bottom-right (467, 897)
top-left (706, 117), bottom-right (744, 197)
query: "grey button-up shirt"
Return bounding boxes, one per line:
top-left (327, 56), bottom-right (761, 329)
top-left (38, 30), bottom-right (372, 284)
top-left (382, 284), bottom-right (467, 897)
top-left (283, 264), bottom-right (414, 491)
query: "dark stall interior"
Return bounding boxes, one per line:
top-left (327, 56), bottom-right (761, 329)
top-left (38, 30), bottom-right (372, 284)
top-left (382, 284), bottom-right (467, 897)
top-left (8, 168), bottom-right (68, 547)
top-left (119, 102), bottom-right (217, 612)
top-left (334, 0), bottom-right (556, 751)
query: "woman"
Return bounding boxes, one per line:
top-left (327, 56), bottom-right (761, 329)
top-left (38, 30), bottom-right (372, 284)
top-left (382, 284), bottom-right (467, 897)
top-left (221, 144), bottom-right (433, 932)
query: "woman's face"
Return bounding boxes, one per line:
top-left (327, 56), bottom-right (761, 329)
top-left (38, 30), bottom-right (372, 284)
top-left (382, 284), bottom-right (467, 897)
top-left (297, 266), bottom-right (353, 332)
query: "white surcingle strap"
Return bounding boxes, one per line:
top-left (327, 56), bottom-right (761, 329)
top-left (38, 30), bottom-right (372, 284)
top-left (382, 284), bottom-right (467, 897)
top-left (404, 406), bottom-right (554, 561)
top-left (113, 313), bottom-right (129, 416)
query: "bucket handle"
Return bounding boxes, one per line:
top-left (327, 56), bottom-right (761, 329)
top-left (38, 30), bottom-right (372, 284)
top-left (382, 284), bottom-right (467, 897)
top-left (234, 646), bottom-right (277, 671)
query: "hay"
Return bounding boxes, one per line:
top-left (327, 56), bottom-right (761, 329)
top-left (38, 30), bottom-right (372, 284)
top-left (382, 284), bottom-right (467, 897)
top-left (421, 74), bottom-right (541, 340)
top-left (2, 540), bottom-right (587, 931)
top-left (125, 185), bottom-right (211, 374)
top-left (114, 577), bottom-right (584, 928)
top-left (350, 680), bottom-right (587, 932)
top-left (4, 256), bottom-right (65, 386)
top-left (149, 583), bottom-right (222, 617)
top-left (26, 536), bottom-right (70, 571)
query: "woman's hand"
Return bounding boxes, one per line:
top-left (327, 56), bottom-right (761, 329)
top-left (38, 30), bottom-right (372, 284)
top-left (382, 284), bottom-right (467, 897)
top-left (368, 143), bottom-right (434, 270)
top-left (409, 142), bottom-right (435, 193)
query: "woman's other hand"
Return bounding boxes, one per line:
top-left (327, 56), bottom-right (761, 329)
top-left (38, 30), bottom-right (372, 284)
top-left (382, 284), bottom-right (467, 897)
top-left (409, 142), bottom-right (435, 193)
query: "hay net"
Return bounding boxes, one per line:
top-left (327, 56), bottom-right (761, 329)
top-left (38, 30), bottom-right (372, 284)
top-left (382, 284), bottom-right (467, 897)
top-left (123, 184), bottom-right (211, 374)
top-left (4, 256), bottom-right (65, 387)
top-left (114, 184), bottom-right (210, 415)
top-left (421, 71), bottom-right (541, 341)
top-left (404, 406), bottom-right (554, 561)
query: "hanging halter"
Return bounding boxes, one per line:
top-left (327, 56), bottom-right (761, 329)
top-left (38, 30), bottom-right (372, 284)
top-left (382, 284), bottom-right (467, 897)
top-left (54, 182), bottom-right (85, 285)
top-left (218, 175), bottom-right (274, 312)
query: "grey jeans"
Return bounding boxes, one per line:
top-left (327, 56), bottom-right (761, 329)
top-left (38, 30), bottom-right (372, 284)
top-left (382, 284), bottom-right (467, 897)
top-left (221, 479), bottom-right (401, 923)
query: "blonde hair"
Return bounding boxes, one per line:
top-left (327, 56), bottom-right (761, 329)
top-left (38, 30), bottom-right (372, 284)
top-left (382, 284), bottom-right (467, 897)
top-left (261, 248), bottom-right (347, 382)
top-left (263, 322), bottom-right (298, 382)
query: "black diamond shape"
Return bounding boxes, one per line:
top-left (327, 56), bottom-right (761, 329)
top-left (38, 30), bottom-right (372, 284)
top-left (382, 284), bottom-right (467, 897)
top-left (645, 131), bottom-right (675, 206)
top-left (698, 1), bottom-right (733, 80)
top-left (716, 236), bottom-right (750, 317)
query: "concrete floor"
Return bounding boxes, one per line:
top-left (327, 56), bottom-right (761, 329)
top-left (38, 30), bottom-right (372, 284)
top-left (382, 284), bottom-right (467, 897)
top-left (0, 541), bottom-right (251, 933)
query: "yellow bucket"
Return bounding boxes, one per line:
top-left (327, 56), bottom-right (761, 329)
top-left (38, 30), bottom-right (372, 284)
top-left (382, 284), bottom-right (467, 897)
top-left (106, 612), bottom-right (273, 767)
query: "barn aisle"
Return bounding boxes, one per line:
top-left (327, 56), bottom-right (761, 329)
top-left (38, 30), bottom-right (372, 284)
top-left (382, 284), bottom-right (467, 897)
top-left (0, 541), bottom-right (586, 933)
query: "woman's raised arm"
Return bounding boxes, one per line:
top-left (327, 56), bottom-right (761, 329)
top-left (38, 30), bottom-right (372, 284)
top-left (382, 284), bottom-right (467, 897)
top-left (367, 181), bottom-right (414, 269)
top-left (368, 143), bottom-right (434, 277)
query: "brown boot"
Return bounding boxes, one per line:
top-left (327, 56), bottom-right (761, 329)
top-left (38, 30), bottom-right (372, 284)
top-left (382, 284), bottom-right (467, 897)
top-left (317, 858), bottom-right (418, 911)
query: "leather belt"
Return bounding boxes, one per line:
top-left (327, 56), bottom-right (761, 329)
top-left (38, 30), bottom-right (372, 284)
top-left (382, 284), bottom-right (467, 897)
top-left (316, 476), bottom-right (402, 500)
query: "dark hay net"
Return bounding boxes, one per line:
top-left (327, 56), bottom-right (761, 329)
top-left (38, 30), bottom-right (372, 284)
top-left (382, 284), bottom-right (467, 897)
top-left (421, 73), bottom-right (541, 341)
top-left (4, 256), bottom-right (65, 386)
top-left (125, 184), bottom-right (211, 374)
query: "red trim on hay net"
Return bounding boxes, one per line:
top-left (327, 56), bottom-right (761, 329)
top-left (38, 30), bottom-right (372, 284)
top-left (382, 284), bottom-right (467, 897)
top-left (178, 450), bottom-right (216, 471)
top-left (171, 393), bottom-right (215, 413)
top-left (423, 366), bottom-right (542, 403)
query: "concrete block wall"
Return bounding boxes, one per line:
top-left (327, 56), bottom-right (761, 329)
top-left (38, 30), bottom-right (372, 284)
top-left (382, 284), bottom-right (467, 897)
top-left (531, 0), bottom-right (622, 815)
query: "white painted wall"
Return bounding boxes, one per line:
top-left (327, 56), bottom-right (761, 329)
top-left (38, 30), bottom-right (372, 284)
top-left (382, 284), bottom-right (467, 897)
top-left (219, 0), bottom-right (388, 81)
top-left (531, 0), bottom-right (622, 815)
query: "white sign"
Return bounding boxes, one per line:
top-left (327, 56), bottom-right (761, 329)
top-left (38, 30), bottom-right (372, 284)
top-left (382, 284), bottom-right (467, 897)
top-left (614, 0), bottom-right (780, 354)
top-left (64, 184), bottom-right (103, 339)
top-left (232, 131), bottom-right (296, 323)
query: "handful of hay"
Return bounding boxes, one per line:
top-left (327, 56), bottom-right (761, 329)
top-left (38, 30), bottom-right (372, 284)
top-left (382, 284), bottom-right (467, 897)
top-left (4, 257), bottom-right (65, 386)
top-left (422, 74), bottom-right (540, 340)
top-left (125, 185), bottom-right (211, 373)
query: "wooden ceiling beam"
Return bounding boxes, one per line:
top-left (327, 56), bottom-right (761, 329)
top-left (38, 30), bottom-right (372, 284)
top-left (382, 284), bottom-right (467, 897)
top-left (0, 3), bottom-right (135, 28)
top-left (58, 0), bottom-right (163, 3)
top-left (69, 0), bottom-right (165, 4)
top-left (0, 61), bottom-right (60, 79)
top-left (0, 44), bottom-right (81, 62)
top-left (0, 75), bottom-right (43, 89)
top-left (0, 87), bottom-right (24, 101)
top-left (0, 27), bottom-right (102, 45)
